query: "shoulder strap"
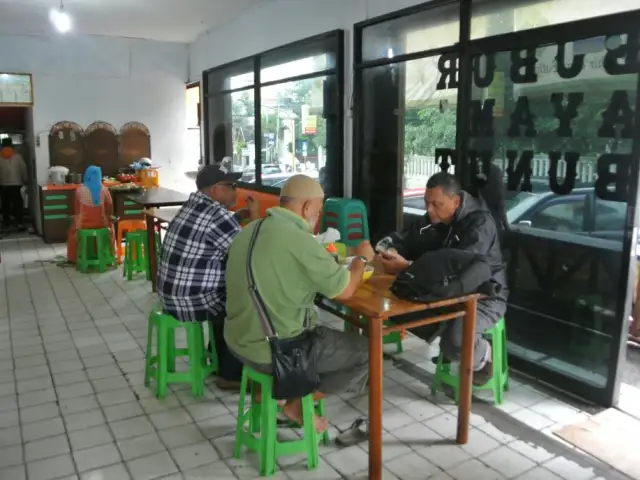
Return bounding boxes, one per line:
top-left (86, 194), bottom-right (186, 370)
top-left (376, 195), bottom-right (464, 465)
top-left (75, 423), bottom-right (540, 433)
top-left (245, 219), bottom-right (278, 339)
top-left (245, 218), bottom-right (311, 340)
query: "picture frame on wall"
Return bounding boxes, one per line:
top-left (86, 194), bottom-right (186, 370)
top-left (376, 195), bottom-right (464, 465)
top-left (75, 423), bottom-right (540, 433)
top-left (0, 73), bottom-right (34, 106)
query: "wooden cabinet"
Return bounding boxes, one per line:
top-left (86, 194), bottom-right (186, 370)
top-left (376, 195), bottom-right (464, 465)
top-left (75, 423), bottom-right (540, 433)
top-left (40, 188), bottom-right (74, 243)
top-left (112, 190), bottom-right (144, 221)
top-left (39, 187), bottom-right (144, 243)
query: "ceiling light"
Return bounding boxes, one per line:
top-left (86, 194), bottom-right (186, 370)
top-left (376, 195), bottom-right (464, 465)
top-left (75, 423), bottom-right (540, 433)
top-left (49, 2), bottom-right (72, 34)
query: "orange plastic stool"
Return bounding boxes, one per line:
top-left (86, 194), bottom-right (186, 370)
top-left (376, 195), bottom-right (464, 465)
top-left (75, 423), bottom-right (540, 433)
top-left (116, 219), bottom-right (147, 264)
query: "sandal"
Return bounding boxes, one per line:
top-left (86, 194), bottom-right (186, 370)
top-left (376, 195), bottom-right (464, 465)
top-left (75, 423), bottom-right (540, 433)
top-left (335, 418), bottom-right (369, 447)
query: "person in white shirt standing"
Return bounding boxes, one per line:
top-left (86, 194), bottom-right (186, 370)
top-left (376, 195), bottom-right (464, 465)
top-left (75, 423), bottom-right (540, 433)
top-left (0, 138), bottom-right (28, 232)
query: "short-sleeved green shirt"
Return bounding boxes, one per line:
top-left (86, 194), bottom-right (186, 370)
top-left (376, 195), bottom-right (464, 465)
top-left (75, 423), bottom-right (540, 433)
top-left (224, 207), bottom-right (350, 364)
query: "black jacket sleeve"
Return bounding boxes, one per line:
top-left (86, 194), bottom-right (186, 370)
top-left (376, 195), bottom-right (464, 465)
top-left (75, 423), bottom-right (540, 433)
top-left (379, 216), bottom-right (443, 262)
top-left (453, 212), bottom-right (498, 256)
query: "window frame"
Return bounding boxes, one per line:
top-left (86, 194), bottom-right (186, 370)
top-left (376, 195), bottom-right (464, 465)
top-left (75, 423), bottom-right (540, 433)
top-left (185, 81), bottom-right (202, 166)
top-left (202, 30), bottom-right (345, 196)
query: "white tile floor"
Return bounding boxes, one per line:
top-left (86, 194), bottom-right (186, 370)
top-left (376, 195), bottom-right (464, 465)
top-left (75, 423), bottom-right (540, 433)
top-left (0, 237), bottom-right (634, 480)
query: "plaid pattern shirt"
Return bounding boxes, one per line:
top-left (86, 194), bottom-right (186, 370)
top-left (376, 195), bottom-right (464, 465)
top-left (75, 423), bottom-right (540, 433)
top-left (156, 191), bottom-right (240, 322)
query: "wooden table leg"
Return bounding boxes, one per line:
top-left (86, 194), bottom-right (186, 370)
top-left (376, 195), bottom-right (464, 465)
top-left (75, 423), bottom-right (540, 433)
top-left (146, 215), bottom-right (157, 292)
top-left (368, 317), bottom-right (384, 480)
top-left (456, 298), bottom-right (477, 444)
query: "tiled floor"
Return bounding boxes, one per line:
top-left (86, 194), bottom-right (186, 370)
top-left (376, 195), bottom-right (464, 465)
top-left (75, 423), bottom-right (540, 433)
top-left (0, 237), bottom-right (635, 480)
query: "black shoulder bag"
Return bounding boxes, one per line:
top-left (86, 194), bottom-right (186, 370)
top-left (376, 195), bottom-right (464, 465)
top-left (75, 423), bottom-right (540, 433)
top-left (245, 219), bottom-right (320, 400)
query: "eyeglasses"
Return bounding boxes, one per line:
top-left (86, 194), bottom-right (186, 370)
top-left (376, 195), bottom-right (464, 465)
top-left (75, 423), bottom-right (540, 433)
top-left (217, 182), bottom-right (237, 190)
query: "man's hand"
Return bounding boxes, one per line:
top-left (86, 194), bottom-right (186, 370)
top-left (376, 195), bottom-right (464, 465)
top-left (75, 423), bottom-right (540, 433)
top-left (353, 241), bottom-right (375, 263)
top-left (246, 196), bottom-right (260, 220)
top-left (378, 250), bottom-right (410, 274)
top-left (234, 208), bottom-right (250, 221)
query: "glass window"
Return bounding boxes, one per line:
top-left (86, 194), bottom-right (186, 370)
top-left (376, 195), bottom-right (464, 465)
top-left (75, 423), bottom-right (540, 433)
top-left (260, 35), bottom-right (338, 83)
top-left (261, 54), bottom-right (334, 84)
top-left (203, 31), bottom-right (342, 195)
top-left (402, 55), bottom-right (458, 225)
top-left (207, 90), bottom-right (256, 182)
top-left (593, 199), bottom-right (626, 232)
top-left (402, 191), bottom-right (427, 216)
top-left (206, 59), bottom-right (254, 93)
top-left (403, 195), bottom-right (425, 210)
top-left (468, 34), bottom-right (638, 388)
top-left (357, 52), bottom-right (458, 236)
top-left (361, 3), bottom-right (460, 62)
top-left (259, 77), bottom-right (327, 186)
top-left (527, 198), bottom-right (585, 232)
top-left (471, 0), bottom-right (640, 39)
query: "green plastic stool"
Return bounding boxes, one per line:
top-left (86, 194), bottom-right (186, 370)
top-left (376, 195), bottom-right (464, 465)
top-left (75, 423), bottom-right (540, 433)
top-left (76, 228), bottom-right (115, 273)
top-left (344, 317), bottom-right (403, 353)
top-left (320, 198), bottom-right (369, 248)
top-left (144, 308), bottom-right (217, 398)
top-left (123, 230), bottom-right (149, 281)
top-left (432, 317), bottom-right (508, 405)
top-left (234, 366), bottom-right (329, 477)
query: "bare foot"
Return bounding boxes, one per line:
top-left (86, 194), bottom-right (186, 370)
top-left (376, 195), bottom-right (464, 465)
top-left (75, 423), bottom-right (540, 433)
top-left (282, 399), bottom-right (328, 433)
top-left (314, 415), bottom-right (329, 433)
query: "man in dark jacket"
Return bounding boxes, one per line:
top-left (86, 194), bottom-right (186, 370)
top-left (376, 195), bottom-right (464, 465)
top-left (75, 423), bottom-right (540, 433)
top-left (377, 172), bottom-right (508, 381)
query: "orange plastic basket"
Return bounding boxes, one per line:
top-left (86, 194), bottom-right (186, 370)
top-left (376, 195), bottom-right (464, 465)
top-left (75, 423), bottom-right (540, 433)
top-left (139, 168), bottom-right (159, 188)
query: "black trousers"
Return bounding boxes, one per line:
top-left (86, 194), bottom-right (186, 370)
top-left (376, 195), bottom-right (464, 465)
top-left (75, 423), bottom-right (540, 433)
top-left (209, 313), bottom-right (243, 382)
top-left (0, 185), bottom-right (24, 226)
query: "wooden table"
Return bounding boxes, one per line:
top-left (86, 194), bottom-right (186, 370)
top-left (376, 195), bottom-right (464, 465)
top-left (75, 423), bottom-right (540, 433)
top-left (139, 204), bottom-right (184, 292)
top-left (126, 187), bottom-right (189, 209)
top-left (318, 274), bottom-right (480, 480)
top-left (128, 188), bottom-right (187, 292)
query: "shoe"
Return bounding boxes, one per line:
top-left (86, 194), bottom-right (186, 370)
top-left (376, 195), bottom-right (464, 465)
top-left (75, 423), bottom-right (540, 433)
top-left (473, 361), bottom-right (493, 386)
top-left (431, 356), bottom-right (452, 365)
top-left (215, 377), bottom-right (241, 391)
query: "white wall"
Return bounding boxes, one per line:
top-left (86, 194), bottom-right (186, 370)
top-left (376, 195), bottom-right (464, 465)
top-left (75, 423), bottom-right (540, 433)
top-left (0, 34), bottom-right (191, 193)
top-left (189, 0), bottom-right (431, 195)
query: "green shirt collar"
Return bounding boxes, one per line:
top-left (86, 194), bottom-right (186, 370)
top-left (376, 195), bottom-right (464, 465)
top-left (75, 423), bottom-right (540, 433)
top-left (267, 207), bottom-right (311, 232)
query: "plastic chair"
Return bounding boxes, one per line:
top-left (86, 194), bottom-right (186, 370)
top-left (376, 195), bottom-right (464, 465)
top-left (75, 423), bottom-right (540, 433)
top-left (432, 318), bottom-right (509, 405)
top-left (116, 219), bottom-right (146, 263)
top-left (320, 198), bottom-right (369, 248)
top-left (123, 231), bottom-right (149, 281)
top-left (76, 228), bottom-right (115, 273)
top-left (234, 366), bottom-right (328, 476)
top-left (144, 307), bottom-right (217, 398)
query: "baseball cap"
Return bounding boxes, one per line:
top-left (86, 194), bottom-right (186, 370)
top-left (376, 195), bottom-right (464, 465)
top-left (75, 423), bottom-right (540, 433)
top-left (196, 164), bottom-right (242, 190)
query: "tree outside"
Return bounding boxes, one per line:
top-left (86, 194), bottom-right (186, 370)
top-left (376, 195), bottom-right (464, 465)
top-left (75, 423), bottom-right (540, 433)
top-left (229, 78), bottom-right (327, 169)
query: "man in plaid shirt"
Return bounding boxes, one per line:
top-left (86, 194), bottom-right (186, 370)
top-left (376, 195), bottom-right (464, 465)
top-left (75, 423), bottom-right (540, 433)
top-left (157, 164), bottom-right (259, 389)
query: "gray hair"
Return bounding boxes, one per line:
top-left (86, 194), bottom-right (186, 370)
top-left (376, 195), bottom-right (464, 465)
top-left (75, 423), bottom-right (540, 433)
top-left (426, 172), bottom-right (461, 197)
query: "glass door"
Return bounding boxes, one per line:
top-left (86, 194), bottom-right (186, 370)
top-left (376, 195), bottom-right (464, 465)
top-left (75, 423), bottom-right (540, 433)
top-left (354, 0), bottom-right (640, 405)
top-left (462, 11), bottom-right (640, 405)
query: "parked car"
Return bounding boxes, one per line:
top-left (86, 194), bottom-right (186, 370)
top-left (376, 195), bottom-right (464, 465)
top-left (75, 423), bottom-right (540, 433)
top-left (267, 170), bottom-right (319, 188)
top-left (240, 164), bottom-right (284, 183)
top-left (262, 173), bottom-right (293, 186)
